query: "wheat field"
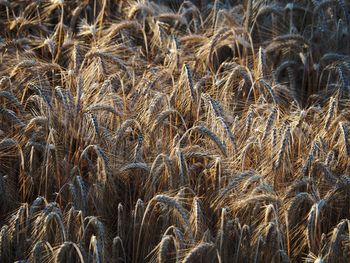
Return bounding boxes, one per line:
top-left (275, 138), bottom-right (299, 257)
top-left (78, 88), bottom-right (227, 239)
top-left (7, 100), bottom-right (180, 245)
top-left (0, 0), bottom-right (350, 262)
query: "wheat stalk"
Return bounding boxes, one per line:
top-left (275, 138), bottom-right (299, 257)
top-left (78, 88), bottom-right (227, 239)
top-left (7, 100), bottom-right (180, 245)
top-left (182, 242), bottom-right (219, 263)
top-left (54, 242), bottom-right (84, 263)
